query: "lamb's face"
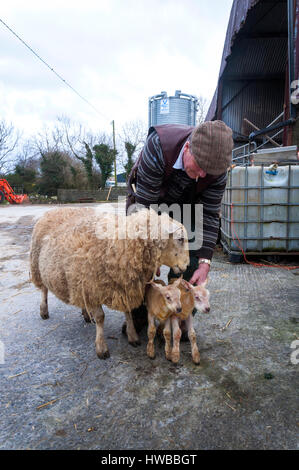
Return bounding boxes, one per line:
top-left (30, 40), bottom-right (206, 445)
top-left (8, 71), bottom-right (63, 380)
top-left (192, 285), bottom-right (210, 314)
top-left (160, 283), bottom-right (182, 315)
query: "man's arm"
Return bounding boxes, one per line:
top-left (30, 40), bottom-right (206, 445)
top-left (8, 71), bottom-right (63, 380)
top-left (196, 171), bottom-right (227, 260)
top-left (134, 131), bottom-right (165, 207)
top-left (190, 172), bottom-right (227, 285)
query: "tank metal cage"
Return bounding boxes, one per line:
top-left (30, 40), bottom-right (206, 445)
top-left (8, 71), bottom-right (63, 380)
top-left (221, 162), bottom-right (299, 258)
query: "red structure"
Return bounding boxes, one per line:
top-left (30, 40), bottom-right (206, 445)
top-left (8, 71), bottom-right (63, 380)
top-left (0, 179), bottom-right (29, 204)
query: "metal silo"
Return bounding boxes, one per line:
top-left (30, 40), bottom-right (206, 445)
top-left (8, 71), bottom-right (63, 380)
top-left (148, 90), bottom-right (199, 127)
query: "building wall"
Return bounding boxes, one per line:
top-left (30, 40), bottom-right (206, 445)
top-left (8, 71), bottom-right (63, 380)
top-left (222, 79), bottom-right (286, 140)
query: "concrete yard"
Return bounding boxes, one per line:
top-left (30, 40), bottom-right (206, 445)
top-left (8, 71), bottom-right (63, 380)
top-left (0, 203), bottom-right (298, 450)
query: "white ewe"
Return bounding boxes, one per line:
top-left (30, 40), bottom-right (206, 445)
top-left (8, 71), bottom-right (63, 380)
top-left (30, 207), bottom-right (189, 359)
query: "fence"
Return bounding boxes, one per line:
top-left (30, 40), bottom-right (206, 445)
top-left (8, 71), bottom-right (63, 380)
top-left (57, 188), bottom-right (128, 203)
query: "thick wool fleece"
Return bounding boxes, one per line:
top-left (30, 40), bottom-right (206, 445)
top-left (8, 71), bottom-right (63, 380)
top-left (30, 207), bottom-right (187, 314)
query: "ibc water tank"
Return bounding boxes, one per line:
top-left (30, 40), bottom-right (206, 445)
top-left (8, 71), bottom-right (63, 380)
top-left (148, 90), bottom-right (199, 127)
top-left (221, 164), bottom-right (299, 254)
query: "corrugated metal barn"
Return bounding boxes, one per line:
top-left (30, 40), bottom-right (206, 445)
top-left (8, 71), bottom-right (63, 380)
top-left (206, 0), bottom-right (299, 148)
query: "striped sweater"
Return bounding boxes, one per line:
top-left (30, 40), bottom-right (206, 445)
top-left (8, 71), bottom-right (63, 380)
top-left (132, 129), bottom-right (227, 260)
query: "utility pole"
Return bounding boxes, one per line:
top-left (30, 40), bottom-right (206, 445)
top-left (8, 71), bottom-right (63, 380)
top-left (111, 120), bottom-right (117, 186)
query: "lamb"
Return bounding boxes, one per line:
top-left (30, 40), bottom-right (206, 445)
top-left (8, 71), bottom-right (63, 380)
top-left (145, 279), bottom-right (182, 361)
top-left (30, 207), bottom-right (189, 359)
top-left (146, 278), bottom-right (210, 364)
top-left (169, 277), bottom-right (210, 365)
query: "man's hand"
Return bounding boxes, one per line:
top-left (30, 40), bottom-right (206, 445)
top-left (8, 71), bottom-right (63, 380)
top-left (189, 263), bottom-right (210, 285)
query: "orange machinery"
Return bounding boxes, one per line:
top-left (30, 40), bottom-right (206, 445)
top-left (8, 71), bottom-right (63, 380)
top-left (0, 179), bottom-right (29, 204)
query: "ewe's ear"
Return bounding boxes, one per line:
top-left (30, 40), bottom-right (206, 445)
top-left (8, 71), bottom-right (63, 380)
top-left (166, 222), bottom-right (184, 237)
top-left (168, 223), bottom-right (180, 235)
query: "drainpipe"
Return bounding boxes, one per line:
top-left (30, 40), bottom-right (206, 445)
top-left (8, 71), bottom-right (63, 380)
top-left (288, 0), bottom-right (296, 119)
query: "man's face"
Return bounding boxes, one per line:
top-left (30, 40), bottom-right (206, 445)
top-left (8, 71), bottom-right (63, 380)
top-left (183, 141), bottom-right (207, 180)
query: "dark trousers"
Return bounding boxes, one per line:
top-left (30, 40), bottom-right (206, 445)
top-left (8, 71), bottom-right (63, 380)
top-left (168, 249), bottom-right (198, 282)
top-left (131, 249), bottom-right (198, 323)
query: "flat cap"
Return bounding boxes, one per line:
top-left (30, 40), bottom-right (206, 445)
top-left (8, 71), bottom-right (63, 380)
top-left (191, 120), bottom-right (233, 175)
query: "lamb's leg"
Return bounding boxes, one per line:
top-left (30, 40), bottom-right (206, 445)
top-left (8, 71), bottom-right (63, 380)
top-left (40, 286), bottom-right (49, 319)
top-left (125, 312), bottom-right (141, 347)
top-left (93, 305), bottom-right (110, 359)
top-left (171, 316), bottom-right (181, 364)
top-left (186, 315), bottom-right (200, 364)
top-left (163, 318), bottom-right (172, 361)
top-left (146, 312), bottom-right (157, 359)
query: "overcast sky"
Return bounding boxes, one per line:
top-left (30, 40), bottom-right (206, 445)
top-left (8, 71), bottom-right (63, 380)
top-left (1, 0), bottom-right (233, 141)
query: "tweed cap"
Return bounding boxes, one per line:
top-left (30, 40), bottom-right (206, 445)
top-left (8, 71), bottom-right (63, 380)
top-left (190, 120), bottom-right (233, 175)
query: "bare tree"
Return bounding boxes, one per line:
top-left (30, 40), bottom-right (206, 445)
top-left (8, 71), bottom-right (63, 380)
top-left (0, 120), bottom-right (20, 175)
top-left (56, 116), bottom-right (86, 158)
top-left (31, 122), bottom-right (63, 156)
top-left (120, 119), bottom-right (148, 150)
top-left (57, 116), bottom-right (117, 188)
top-left (118, 119), bottom-right (148, 173)
top-left (196, 96), bottom-right (209, 125)
top-left (15, 140), bottom-right (40, 172)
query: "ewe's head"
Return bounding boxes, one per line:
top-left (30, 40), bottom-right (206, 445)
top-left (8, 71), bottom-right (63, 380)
top-left (149, 279), bottom-right (182, 315)
top-left (179, 278), bottom-right (210, 314)
top-left (127, 209), bottom-right (189, 274)
top-left (159, 219), bottom-right (189, 274)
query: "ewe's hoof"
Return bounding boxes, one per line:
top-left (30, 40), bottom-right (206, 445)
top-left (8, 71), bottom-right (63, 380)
top-left (96, 342), bottom-right (110, 359)
top-left (97, 350), bottom-right (110, 360)
top-left (40, 308), bottom-right (49, 320)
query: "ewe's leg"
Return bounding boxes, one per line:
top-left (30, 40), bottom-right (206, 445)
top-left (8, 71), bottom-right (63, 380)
top-left (124, 311), bottom-right (141, 347)
top-left (93, 305), bottom-right (110, 359)
top-left (186, 315), bottom-right (200, 364)
top-left (40, 286), bottom-right (49, 319)
top-left (163, 319), bottom-right (172, 361)
top-left (147, 312), bottom-right (157, 359)
top-left (171, 316), bottom-right (181, 364)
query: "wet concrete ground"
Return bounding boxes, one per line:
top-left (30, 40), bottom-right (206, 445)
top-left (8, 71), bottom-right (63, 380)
top-left (0, 203), bottom-right (298, 450)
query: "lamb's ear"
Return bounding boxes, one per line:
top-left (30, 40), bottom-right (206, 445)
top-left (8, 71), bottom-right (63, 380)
top-left (147, 281), bottom-right (163, 291)
top-left (180, 279), bottom-right (193, 291)
top-left (200, 277), bottom-right (209, 288)
top-left (172, 277), bottom-right (182, 287)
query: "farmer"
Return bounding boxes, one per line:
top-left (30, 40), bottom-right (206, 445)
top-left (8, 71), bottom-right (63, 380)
top-left (125, 120), bottom-right (233, 334)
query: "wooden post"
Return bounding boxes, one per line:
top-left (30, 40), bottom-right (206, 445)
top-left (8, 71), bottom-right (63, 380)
top-left (244, 118), bottom-right (281, 147)
top-left (106, 186), bottom-right (112, 201)
top-left (112, 120), bottom-right (117, 187)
